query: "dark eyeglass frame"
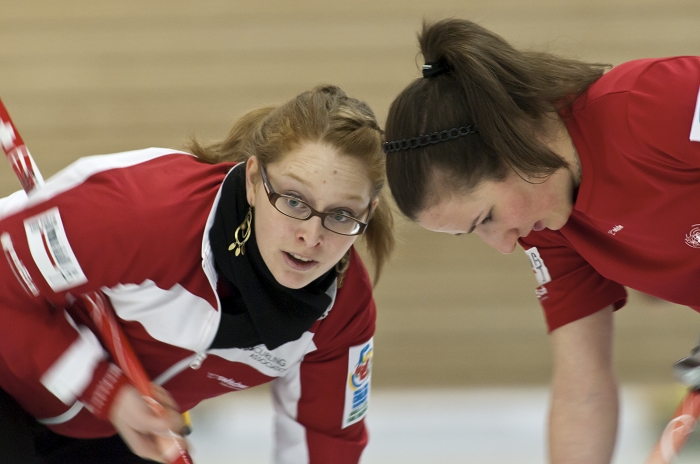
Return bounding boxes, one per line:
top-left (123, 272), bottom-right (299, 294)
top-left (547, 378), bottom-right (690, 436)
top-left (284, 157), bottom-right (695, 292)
top-left (260, 165), bottom-right (372, 236)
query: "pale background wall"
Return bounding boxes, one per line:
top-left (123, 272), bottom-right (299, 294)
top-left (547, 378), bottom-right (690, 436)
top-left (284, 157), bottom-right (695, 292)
top-left (1, 0), bottom-right (699, 390)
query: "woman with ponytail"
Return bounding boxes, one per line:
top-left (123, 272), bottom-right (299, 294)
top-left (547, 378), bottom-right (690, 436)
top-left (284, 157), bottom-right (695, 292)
top-left (0, 85), bottom-right (393, 463)
top-left (384, 18), bottom-right (700, 464)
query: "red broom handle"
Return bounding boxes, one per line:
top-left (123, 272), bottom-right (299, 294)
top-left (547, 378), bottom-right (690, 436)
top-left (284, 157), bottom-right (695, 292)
top-left (80, 292), bottom-right (192, 464)
top-left (645, 388), bottom-right (700, 464)
top-left (0, 99), bottom-right (43, 192)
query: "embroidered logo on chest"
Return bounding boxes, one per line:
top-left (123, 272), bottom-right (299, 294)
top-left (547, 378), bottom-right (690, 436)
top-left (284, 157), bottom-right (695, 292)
top-left (686, 224), bottom-right (700, 248)
top-left (206, 372), bottom-right (249, 390)
top-left (608, 225), bottom-right (624, 235)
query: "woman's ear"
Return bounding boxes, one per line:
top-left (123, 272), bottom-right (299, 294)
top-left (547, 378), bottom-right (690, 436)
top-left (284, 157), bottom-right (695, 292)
top-left (367, 196), bottom-right (380, 221)
top-left (245, 156), bottom-right (260, 206)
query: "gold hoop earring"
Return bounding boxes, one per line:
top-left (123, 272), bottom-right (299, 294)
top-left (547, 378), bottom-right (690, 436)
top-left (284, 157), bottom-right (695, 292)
top-left (335, 250), bottom-right (351, 287)
top-left (228, 206), bottom-right (253, 256)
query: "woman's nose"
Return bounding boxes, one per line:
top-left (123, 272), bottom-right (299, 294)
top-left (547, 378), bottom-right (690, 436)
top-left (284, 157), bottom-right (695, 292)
top-left (296, 216), bottom-right (324, 247)
top-left (479, 228), bottom-right (519, 254)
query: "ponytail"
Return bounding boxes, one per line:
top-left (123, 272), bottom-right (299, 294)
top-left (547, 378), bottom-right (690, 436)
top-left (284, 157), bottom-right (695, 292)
top-left (362, 191), bottom-right (394, 284)
top-left (187, 106), bottom-right (275, 164)
top-left (385, 19), bottom-right (609, 219)
top-left (418, 19), bottom-right (606, 178)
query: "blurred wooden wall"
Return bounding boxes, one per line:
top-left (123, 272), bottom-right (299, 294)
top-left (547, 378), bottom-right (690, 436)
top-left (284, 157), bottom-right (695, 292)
top-left (1, 0), bottom-right (699, 387)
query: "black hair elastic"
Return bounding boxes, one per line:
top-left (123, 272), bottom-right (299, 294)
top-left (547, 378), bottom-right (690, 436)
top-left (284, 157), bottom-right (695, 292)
top-left (422, 61), bottom-right (450, 78)
top-left (382, 125), bottom-right (479, 154)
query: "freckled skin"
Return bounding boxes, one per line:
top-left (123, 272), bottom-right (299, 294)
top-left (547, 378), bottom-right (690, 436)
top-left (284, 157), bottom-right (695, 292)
top-left (245, 141), bottom-right (377, 289)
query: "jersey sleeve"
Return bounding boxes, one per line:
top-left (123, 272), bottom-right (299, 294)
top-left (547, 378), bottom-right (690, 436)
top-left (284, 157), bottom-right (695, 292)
top-left (0, 152), bottom-right (223, 433)
top-left (627, 56), bottom-right (700, 167)
top-left (0, 268), bottom-right (126, 423)
top-left (519, 229), bottom-right (627, 332)
top-left (0, 224), bottom-right (124, 426)
top-left (270, 248), bottom-right (374, 464)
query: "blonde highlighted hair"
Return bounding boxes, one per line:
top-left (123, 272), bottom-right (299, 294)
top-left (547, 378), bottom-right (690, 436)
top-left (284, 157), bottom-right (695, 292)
top-left (188, 85), bottom-right (394, 283)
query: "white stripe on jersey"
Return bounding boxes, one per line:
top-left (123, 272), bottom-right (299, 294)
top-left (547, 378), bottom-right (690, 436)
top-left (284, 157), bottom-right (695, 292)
top-left (691, 85), bottom-right (700, 141)
top-left (272, 363), bottom-right (309, 464)
top-left (36, 401), bottom-right (84, 425)
top-left (102, 279), bottom-right (220, 354)
top-left (0, 148), bottom-right (191, 221)
top-left (40, 312), bottom-right (107, 404)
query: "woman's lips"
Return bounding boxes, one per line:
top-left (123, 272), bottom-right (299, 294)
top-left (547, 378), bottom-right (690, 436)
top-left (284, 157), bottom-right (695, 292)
top-left (283, 251), bottom-right (318, 271)
top-left (532, 221), bottom-right (545, 232)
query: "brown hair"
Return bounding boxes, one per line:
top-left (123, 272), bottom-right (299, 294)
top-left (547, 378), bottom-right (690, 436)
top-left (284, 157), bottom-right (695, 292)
top-left (188, 85), bottom-right (394, 283)
top-left (385, 18), bottom-right (610, 220)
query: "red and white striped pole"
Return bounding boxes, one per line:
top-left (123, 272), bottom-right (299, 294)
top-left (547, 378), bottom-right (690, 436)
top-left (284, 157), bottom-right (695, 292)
top-left (0, 101), bottom-right (43, 192)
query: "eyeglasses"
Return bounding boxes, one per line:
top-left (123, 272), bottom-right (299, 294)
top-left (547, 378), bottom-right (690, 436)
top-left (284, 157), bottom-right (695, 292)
top-left (260, 165), bottom-right (371, 236)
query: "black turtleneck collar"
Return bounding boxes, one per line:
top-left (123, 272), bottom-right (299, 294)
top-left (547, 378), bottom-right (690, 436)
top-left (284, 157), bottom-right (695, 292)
top-left (208, 164), bottom-right (336, 350)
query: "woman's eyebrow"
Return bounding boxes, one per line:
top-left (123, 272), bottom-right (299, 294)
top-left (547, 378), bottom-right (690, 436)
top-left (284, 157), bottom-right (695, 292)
top-left (285, 172), bottom-right (366, 203)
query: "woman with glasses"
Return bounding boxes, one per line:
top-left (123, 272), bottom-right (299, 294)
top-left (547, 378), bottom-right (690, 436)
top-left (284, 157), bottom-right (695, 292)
top-left (0, 85), bottom-right (394, 463)
top-left (382, 18), bottom-right (700, 464)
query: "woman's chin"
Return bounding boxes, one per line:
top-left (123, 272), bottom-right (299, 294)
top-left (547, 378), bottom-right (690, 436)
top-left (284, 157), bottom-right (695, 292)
top-left (276, 276), bottom-right (307, 290)
top-left (272, 268), bottom-right (326, 290)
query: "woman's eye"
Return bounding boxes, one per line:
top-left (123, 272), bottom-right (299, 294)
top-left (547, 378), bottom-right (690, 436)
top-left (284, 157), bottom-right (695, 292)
top-left (331, 212), bottom-right (351, 223)
top-left (285, 197), bottom-right (304, 209)
top-left (480, 213), bottom-right (492, 225)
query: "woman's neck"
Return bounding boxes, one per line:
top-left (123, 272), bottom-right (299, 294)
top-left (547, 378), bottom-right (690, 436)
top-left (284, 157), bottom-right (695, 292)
top-left (541, 114), bottom-right (581, 188)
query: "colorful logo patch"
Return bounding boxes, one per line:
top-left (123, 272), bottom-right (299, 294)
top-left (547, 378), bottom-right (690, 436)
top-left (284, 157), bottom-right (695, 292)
top-left (342, 338), bottom-right (373, 428)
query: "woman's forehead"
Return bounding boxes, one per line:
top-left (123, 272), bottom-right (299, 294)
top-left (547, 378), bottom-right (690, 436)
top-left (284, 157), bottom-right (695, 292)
top-left (417, 190), bottom-right (485, 233)
top-left (270, 142), bottom-right (372, 202)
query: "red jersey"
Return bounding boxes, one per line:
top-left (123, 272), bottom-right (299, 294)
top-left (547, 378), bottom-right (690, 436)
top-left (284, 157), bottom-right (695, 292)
top-left (519, 56), bottom-right (700, 332)
top-left (0, 149), bottom-right (375, 463)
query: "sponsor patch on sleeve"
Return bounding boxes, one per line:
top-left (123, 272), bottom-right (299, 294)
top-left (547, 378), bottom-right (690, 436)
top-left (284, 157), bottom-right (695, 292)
top-left (691, 85), bottom-right (700, 142)
top-left (342, 338), bottom-right (373, 428)
top-left (524, 246), bottom-right (551, 286)
top-left (24, 207), bottom-right (87, 291)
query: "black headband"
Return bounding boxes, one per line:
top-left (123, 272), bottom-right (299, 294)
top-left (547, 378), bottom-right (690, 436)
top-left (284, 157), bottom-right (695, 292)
top-left (422, 61), bottom-right (450, 78)
top-left (382, 125), bottom-right (479, 154)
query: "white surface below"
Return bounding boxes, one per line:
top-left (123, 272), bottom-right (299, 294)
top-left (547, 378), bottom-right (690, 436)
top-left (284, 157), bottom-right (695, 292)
top-left (187, 386), bottom-right (698, 464)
